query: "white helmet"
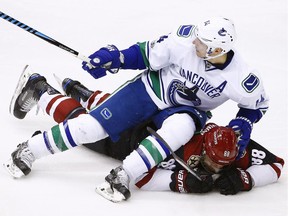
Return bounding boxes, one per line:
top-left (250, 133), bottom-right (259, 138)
top-left (194, 17), bottom-right (237, 59)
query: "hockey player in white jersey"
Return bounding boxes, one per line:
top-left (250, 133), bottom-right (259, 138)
top-left (5, 17), bottom-right (268, 201)
top-left (4, 71), bottom-right (280, 203)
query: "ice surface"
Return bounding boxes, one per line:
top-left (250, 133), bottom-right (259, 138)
top-left (0, 0), bottom-right (287, 215)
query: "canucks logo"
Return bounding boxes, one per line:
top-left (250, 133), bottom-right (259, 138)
top-left (168, 80), bottom-right (201, 106)
top-left (242, 73), bottom-right (260, 93)
top-left (218, 28), bottom-right (227, 36)
top-left (100, 108), bottom-right (112, 120)
top-left (177, 25), bottom-right (194, 38)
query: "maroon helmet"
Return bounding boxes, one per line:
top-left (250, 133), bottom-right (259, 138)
top-left (203, 123), bottom-right (238, 166)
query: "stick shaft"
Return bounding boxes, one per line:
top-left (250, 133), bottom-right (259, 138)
top-left (0, 11), bottom-right (90, 63)
top-left (147, 127), bottom-right (202, 181)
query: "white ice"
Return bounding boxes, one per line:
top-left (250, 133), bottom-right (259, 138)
top-left (0, 0), bottom-right (287, 215)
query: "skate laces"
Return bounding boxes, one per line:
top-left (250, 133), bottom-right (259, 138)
top-left (20, 96), bottom-right (38, 112)
top-left (112, 167), bottom-right (130, 188)
top-left (15, 142), bottom-right (35, 168)
top-left (18, 74), bottom-right (43, 112)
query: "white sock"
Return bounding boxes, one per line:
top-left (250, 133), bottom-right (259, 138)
top-left (28, 133), bottom-right (54, 159)
top-left (123, 150), bottom-right (148, 183)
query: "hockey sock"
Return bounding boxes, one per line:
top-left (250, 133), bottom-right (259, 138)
top-left (28, 114), bottom-right (109, 159)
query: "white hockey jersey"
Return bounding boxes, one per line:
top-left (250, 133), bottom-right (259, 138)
top-left (138, 25), bottom-right (268, 115)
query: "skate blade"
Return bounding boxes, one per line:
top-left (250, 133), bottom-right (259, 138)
top-left (53, 73), bottom-right (65, 95)
top-left (3, 158), bottom-right (25, 178)
top-left (95, 182), bottom-right (126, 203)
top-left (9, 65), bottom-right (33, 115)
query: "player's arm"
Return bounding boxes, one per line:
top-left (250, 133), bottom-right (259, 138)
top-left (243, 139), bottom-right (284, 187)
top-left (80, 37), bottom-right (166, 79)
top-left (80, 44), bottom-right (146, 79)
top-left (81, 25), bottom-right (190, 79)
top-left (228, 71), bottom-right (269, 159)
top-left (214, 139), bottom-right (284, 195)
top-left (135, 168), bottom-right (213, 193)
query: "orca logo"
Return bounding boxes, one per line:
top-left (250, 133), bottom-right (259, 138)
top-left (218, 28), bottom-right (227, 36)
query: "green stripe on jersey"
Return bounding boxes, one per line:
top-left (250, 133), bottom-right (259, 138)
top-left (140, 138), bottom-right (163, 164)
top-left (51, 125), bottom-right (68, 151)
top-left (138, 42), bottom-right (150, 67)
top-left (149, 71), bottom-right (162, 99)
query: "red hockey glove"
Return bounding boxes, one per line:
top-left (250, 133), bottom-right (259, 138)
top-left (214, 168), bottom-right (253, 195)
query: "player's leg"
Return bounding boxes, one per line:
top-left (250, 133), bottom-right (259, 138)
top-left (40, 77), bottom-right (109, 122)
top-left (61, 78), bottom-right (110, 110)
top-left (5, 75), bottom-right (158, 179)
top-left (10, 65), bottom-right (110, 123)
top-left (10, 65), bottom-right (61, 119)
top-left (4, 113), bottom-right (108, 178)
top-left (96, 113), bottom-right (196, 201)
top-left (10, 65), bottom-right (86, 123)
top-left (89, 75), bottom-right (159, 142)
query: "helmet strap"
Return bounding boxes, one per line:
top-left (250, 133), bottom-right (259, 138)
top-left (204, 47), bottom-right (225, 60)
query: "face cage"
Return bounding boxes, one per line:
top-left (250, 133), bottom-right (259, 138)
top-left (203, 44), bottom-right (227, 60)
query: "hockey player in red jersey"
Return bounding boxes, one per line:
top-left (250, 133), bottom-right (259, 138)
top-left (5, 70), bottom-right (283, 202)
top-left (135, 123), bottom-right (284, 196)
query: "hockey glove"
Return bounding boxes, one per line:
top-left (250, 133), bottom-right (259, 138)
top-left (214, 168), bottom-right (253, 195)
top-left (228, 117), bottom-right (253, 159)
top-left (169, 170), bottom-right (213, 193)
top-left (82, 45), bottom-right (124, 79)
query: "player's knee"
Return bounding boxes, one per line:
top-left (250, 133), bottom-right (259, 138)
top-left (66, 114), bottom-right (109, 143)
top-left (158, 113), bottom-right (196, 150)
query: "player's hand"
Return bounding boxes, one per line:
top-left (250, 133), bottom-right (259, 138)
top-left (82, 45), bottom-right (123, 79)
top-left (228, 117), bottom-right (253, 159)
top-left (214, 168), bottom-right (253, 195)
top-left (170, 170), bottom-right (213, 193)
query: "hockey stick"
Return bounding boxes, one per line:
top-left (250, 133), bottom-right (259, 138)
top-left (147, 127), bottom-right (202, 181)
top-left (0, 10), bottom-right (92, 66)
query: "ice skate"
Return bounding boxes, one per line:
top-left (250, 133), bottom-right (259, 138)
top-left (10, 65), bottom-right (59, 119)
top-left (95, 166), bottom-right (131, 202)
top-left (61, 77), bottom-right (93, 103)
top-left (3, 141), bottom-right (35, 178)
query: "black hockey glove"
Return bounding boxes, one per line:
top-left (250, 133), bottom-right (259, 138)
top-left (214, 168), bottom-right (253, 195)
top-left (169, 170), bottom-right (213, 193)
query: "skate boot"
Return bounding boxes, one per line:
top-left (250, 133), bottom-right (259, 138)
top-left (3, 141), bottom-right (35, 178)
top-left (10, 65), bottom-right (60, 119)
top-left (61, 78), bottom-right (93, 103)
top-left (95, 165), bottom-right (131, 202)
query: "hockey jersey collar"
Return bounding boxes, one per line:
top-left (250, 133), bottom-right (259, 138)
top-left (205, 50), bottom-right (234, 71)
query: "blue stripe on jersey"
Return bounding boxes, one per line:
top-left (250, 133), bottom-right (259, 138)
top-left (136, 148), bottom-right (151, 170)
top-left (63, 120), bottom-right (77, 147)
top-left (153, 135), bottom-right (170, 157)
top-left (43, 131), bottom-right (55, 154)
